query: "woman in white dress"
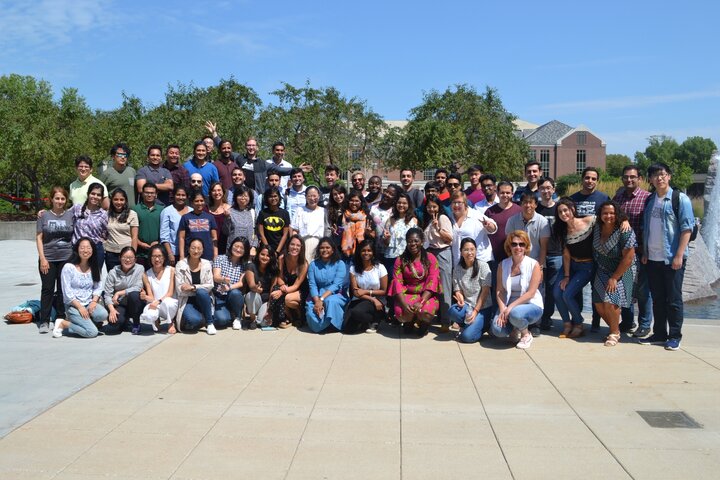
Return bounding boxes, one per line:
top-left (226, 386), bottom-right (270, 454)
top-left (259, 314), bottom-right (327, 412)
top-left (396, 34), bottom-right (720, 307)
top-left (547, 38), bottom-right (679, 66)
top-left (139, 245), bottom-right (178, 333)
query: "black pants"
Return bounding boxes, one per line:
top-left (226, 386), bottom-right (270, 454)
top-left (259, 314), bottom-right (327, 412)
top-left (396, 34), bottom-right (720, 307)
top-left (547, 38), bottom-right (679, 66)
top-left (343, 299), bottom-right (384, 333)
top-left (103, 291), bottom-right (145, 334)
top-left (39, 259), bottom-right (68, 323)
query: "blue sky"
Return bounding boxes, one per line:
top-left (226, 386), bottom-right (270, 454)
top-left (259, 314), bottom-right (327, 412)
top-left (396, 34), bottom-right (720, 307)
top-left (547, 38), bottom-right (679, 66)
top-left (2, 0), bottom-right (718, 159)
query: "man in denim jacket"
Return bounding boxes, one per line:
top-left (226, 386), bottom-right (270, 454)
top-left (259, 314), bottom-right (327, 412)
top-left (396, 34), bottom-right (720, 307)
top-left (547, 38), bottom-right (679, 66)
top-left (639, 163), bottom-right (694, 351)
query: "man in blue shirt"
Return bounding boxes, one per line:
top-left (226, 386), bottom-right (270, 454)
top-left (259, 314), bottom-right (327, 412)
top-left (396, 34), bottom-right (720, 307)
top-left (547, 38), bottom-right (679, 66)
top-left (183, 140), bottom-right (219, 197)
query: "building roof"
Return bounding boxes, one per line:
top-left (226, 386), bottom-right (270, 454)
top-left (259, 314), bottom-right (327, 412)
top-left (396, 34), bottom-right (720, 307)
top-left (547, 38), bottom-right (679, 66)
top-left (522, 120), bottom-right (574, 146)
top-left (386, 118), bottom-right (537, 131)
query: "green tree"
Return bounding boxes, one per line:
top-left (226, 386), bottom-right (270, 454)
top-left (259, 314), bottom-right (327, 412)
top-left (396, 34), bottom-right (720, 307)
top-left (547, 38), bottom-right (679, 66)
top-left (677, 136), bottom-right (717, 173)
top-left (393, 84), bottom-right (528, 178)
top-left (257, 82), bottom-right (387, 179)
top-left (634, 135), bottom-right (693, 190)
top-left (605, 153), bottom-right (632, 177)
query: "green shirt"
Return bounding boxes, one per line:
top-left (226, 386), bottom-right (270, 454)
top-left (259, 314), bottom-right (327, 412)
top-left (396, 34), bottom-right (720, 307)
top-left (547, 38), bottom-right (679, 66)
top-left (132, 202), bottom-right (162, 257)
top-left (100, 165), bottom-right (137, 207)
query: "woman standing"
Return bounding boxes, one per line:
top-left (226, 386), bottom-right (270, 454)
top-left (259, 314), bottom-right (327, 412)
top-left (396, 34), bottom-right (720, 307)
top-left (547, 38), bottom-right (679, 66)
top-left (421, 194), bottom-right (453, 330)
top-left (244, 244), bottom-right (280, 329)
top-left (450, 238), bottom-right (493, 343)
top-left (326, 184), bottom-right (347, 248)
top-left (208, 181), bottom-right (231, 255)
top-left (71, 182), bottom-right (108, 271)
top-left (257, 187), bottom-right (291, 255)
top-left (490, 231), bottom-right (544, 349)
top-left (36, 186), bottom-right (74, 333)
top-left (305, 237), bottom-right (349, 333)
top-left (212, 236), bottom-right (249, 330)
top-left (103, 246), bottom-right (145, 335)
top-left (592, 201), bottom-right (637, 346)
top-left (225, 186), bottom-right (258, 256)
top-left (175, 238), bottom-right (216, 334)
top-left (104, 188), bottom-right (139, 272)
top-left (274, 235), bottom-right (309, 328)
top-left (553, 198), bottom-right (596, 339)
top-left (178, 192), bottom-right (218, 261)
top-left (292, 185), bottom-right (326, 262)
top-left (450, 190), bottom-right (496, 265)
top-left (53, 238), bottom-right (108, 338)
top-left (139, 245), bottom-right (178, 334)
top-left (388, 228), bottom-right (440, 337)
top-left (160, 185), bottom-right (189, 266)
top-left (346, 239), bottom-right (387, 334)
top-left (382, 191), bottom-right (418, 282)
top-left (340, 190), bottom-right (374, 261)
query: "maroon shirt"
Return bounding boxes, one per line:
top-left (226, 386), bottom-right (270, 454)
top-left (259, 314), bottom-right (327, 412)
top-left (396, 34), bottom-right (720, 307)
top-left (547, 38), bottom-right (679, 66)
top-left (486, 202), bottom-right (522, 261)
top-left (214, 159), bottom-right (237, 191)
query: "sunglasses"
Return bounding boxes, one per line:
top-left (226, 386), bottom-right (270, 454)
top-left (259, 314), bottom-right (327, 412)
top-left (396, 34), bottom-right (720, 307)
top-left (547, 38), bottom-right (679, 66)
top-left (510, 242), bottom-right (526, 247)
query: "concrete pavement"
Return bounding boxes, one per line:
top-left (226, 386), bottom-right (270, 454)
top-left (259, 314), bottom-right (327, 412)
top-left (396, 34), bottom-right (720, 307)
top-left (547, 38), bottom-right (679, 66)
top-left (1, 240), bottom-right (719, 479)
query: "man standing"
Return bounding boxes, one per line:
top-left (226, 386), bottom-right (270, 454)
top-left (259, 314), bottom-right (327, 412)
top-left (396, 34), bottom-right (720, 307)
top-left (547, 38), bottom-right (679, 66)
top-left (486, 181), bottom-right (522, 308)
top-left (214, 139), bottom-right (239, 191)
top-left (613, 165), bottom-right (652, 337)
top-left (183, 141), bottom-right (219, 197)
top-left (101, 143), bottom-right (136, 207)
top-left (226, 167), bottom-right (246, 203)
top-left (399, 169), bottom-right (424, 210)
top-left (512, 161), bottom-right (544, 204)
top-left (70, 156), bottom-right (109, 209)
top-left (136, 145), bottom-right (173, 205)
top-left (163, 144), bottom-right (190, 199)
top-left (505, 191), bottom-right (550, 336)
top-left (132, 182), bottom-right (162, 267)
top-left (464, 165), bottom-right (485, 205)
top-left (434, 168), bottom-right (450, 202)
top-left (284, 168), bottom-right (307, 226)
top-left (473, 174), bottom-right (498, 213)
top-left (536, 177), bottom-right (562, 331)
top-left (320, 164), bottom-right (340, 207)
top-left (351, 171), bottom-right (367, 195)
top-left (639, 163), bottom-right (694, 351)
top-left (267, 142), bottom-right (293, 189)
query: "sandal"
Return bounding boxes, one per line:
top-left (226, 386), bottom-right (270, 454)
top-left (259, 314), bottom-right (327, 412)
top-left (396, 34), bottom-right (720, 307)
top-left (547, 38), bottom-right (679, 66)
top-left (567, 325), bottom-right (585, 339)
top-left (604, 333), bottom-right (621, 347)
top-left (278, 321), bottom-right (292, 329)
top-left (559, 323), bottom-right (573, 338)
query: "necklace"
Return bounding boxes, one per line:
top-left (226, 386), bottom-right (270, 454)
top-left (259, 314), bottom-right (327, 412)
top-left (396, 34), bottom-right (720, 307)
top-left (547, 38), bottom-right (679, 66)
top-left (409, 258), bottom-right (425, 280)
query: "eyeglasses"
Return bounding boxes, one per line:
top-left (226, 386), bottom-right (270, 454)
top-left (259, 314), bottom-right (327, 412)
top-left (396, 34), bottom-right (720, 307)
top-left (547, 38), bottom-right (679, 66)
top-left (451, 201), bottom-right (465, 206)
top-left (510, 242), bottom-right (526, 247)
top-left (150, 255), bottom-right (165, 259)
top-left (481, 184), bottom-right (494, 189)
top-left (121, 256), bottom-right (136, 261)
top-left (651, 172), bottom-right (669, 180)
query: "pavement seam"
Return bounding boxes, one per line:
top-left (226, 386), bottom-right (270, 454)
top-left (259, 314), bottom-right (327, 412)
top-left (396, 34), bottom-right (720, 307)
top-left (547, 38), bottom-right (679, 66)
top-left (524, 350), bottom-right (636, 480)
top-left (399, 328), bottom-right (404, 479)
top-left (282, 331), bottom-right (346, 480)
top-left (456, 342), bottom-right (516, 480)
top-left (166, 329), bottom-right (295, 480)
top-left (679, 348), bottom-right (720, 371)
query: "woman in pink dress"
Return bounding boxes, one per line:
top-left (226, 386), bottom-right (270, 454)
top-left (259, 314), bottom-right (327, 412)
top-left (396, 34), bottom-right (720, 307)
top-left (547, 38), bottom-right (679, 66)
top-left (388, 228), bottom-right (440, 337)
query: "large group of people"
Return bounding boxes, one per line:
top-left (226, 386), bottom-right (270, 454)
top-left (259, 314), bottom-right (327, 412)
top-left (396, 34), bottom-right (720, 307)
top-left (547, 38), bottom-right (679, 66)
top-left (34, 125), bottom-right (695, 352)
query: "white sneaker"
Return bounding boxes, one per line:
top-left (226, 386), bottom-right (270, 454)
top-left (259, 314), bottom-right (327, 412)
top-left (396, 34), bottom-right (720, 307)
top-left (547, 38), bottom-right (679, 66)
top-left (206, 324), bottom-right (217, 335)
top-left (52, 321), bottom-right (64, 338)
top-left (516, 334), bottom-right (534, 349)
top-left (232, 318), bottom-right (241, 330)
top-left (365, 323), bottom-right (378, 333)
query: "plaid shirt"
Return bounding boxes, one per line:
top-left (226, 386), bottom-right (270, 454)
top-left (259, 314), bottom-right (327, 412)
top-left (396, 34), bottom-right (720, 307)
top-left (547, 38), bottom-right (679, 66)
top-left (212, 254), bottom-right (246, 297)
top-left (163, 161), bottom-right (190, 201)
top-left (613, 187), bottom-right (650, 246)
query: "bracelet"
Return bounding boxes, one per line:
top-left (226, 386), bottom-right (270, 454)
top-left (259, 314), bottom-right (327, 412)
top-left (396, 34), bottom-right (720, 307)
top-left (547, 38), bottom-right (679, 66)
top-left (369, 290), bottom-right (374, 297)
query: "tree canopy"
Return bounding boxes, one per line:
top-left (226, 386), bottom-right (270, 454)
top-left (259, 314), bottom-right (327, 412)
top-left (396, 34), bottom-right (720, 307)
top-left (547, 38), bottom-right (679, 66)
top-left (632, 134), bottom-right (716, 190)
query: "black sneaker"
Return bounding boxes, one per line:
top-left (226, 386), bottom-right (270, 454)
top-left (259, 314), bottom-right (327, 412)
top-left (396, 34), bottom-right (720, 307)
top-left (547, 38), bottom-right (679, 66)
top-left (540, 319), bottom-right (552, 331)
top-left (529, 325), bottom-right (541, 337)
top-left (638, 334), bottom-right (666, 345)
top-left (632, 327), bottom-right (651, 338)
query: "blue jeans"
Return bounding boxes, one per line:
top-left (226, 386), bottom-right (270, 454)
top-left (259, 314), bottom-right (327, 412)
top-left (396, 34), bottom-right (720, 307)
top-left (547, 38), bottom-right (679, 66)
top-left (487, 259), bottom-right (499, 317)
top-left (448, 304), bottom-right (493, 343)
top-left (94, 242), bottom-right (105, 274)
top-left (621, 259), bottom-right (652, 330)
top-left (182, 289), bottom-right (214, 330)
top-left (542, 255), bottom-right (562, 323)
top-left (105, 250), bottom-right (120, 273)
top-left (214, 289), bottom-right (245, 327)
top-left (65, 303), bottom-right (108, 338)
top-left (554, 260), bottom-right (593, 325)
top-left (491, 304), bottom-right (544, 337)
top-left (646, 260), bottom-right (685, 340)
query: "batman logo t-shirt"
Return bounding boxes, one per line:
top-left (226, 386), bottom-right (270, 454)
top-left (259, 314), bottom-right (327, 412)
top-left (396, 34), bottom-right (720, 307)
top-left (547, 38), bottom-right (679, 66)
top-left (257, 208), bottom-right (291, 251)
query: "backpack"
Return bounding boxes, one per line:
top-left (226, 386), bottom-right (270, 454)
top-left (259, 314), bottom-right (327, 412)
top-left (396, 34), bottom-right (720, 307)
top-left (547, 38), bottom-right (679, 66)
top-left (671, 190), bottom-right (698, 242)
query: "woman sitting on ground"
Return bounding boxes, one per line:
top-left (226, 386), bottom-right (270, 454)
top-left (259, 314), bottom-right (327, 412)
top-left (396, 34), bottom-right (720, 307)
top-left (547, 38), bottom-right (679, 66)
top-left (305, 237), bottom-right (349, 333)
top-left (273, 234), bottom-right (309, 328)
top-left (388, 228), bottom-right (440, 337)
top-left (212, 236), bottom-right (249, 330)
top-left (53, 237), bottom-right (108, 338)
top-left (139, 245), bottom-right (178, 334)
top-left (490, 230), bottom-right (544, 349)
top-left (592, 201), bottom-right (637, 347)
top-left (175, 238), bottom-right (216, 334)
top-left (244, 243), bottom-right (280, 329)
top-left (346, 238), bottom-right (387, 334)
top-left (103, 246), bottom-right (146, 335)
top-left (449, 237), bottom-right (493, 343)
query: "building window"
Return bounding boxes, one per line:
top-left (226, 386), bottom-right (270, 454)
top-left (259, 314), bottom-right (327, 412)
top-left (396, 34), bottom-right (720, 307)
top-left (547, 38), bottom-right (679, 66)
top-left (423, 169), bottom-right (435, 181)
top-left (539, 150), bottom-right (550, 177)
top-left (528, 150), bottom-right (537, 161)
top-left (576, 150), bottom-right (586, 173)
top-left (577, 132), bottom-right (587, 145)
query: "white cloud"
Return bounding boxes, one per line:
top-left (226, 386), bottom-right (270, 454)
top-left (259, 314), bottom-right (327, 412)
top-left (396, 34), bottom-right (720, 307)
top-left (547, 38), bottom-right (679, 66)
top-left (535, 89), bottom-right (720, 112)
top-left (0, 0), bottom-right (113, 53)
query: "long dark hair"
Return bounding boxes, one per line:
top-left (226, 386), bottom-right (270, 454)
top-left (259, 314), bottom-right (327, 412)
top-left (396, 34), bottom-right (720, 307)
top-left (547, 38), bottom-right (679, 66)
top-left (458, 237), bottom-right (480, 279)
top-left (421, 194), bottom-right (449, 230)
top-left (148, 244), bottom-right (167, 267)
top-left (80, 183), bottom-right (104, 218)
top-left (227, 236), bottom-right (251, 264)
top-left (391, 191), bottom-right (416, 223)
top-left (72, 237), bottom-right (101, 283)
top-left (400, 228), bottom-right (429, 272)
top-left (262, 186), bottom-right (283, 210)
top-left (108, 188), bottom-right (130, 223)
top-left (314, 237), bottom-right (341, 263)
top-left (232, 185), bottom-right (255, 211)
top-left (352, 238), bottom-right (379, 273)
top-left (553, 197), bottom-right (576, 248)
top-left (327, 184), bottom-right (347, 225)
top-left (597, 200), bottom-right (628, 229)
top-left (283, 234), bottom-right (307, 267)
top-left (253, 244), bottom-right (279, 277)
top-left (346, 189), bottom-right (370, 216)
